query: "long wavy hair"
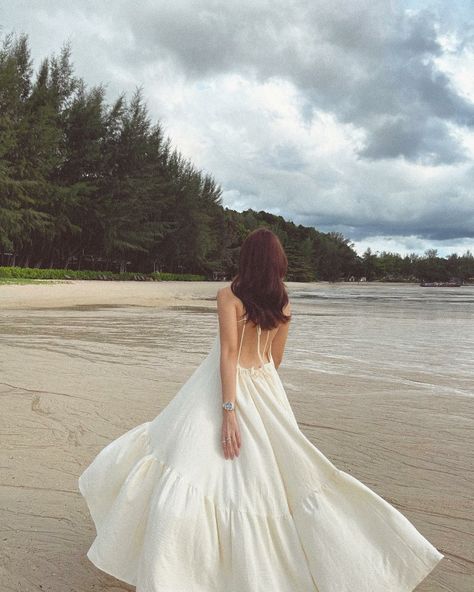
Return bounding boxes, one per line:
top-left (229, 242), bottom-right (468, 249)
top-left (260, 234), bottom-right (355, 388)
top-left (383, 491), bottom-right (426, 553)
top-left (230, 227), bottom-right (291, 330)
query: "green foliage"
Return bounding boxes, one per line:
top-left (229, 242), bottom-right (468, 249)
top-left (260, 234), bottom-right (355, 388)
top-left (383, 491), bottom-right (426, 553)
top-left (0, 266), bottom-right (205, 281)
top-left (0, 277), bottom-right (38, 284)
top-left (150, 272), bottom-right (206, 281)
top-left (0, 33), bottom-right (223, 274)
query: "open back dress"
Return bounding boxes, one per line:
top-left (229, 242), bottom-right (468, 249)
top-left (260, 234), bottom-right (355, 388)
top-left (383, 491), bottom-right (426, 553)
top-left (78, 317), bottom-right (444, 592)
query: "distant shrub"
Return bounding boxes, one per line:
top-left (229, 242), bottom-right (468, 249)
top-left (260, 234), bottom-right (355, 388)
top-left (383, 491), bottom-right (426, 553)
top-left (150, 272), bottom-right (206, 281)
top-left (0, 267), bottom-right (206, 281)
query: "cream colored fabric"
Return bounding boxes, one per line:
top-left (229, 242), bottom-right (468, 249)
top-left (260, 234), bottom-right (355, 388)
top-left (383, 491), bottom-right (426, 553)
top-left (78, 324), bottom-right (444, 591)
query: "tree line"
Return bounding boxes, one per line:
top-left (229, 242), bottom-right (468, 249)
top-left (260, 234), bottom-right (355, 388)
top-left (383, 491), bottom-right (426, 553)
top-left (1, 33), bottom-right (472, 283)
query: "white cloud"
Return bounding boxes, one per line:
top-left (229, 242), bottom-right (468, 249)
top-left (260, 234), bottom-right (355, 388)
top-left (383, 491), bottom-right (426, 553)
top-left (1, 0), bottom-right (473, 254)
top-left (353, 235), bottom-right (474, 257)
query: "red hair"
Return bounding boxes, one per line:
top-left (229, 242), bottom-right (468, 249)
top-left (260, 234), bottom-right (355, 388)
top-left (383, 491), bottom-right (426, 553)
top-left (230, 227), bottom-right (291, 330)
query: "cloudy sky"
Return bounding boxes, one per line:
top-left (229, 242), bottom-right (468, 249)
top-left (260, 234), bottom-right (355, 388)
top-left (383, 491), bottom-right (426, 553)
top-left (1, 0), bottom-right (473, 256)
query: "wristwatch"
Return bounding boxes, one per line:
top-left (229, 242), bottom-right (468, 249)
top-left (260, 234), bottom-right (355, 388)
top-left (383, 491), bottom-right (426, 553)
top-left (222, 401), bottom-right (235, 411)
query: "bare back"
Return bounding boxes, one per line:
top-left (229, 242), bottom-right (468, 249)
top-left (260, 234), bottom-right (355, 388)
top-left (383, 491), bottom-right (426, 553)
top-left (231, 289), bottom-right (291, 370)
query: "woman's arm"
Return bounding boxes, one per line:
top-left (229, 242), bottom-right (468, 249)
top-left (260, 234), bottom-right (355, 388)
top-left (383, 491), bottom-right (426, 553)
top-left (216, 287), bottom-right (241, 460)
top-left (216, 287), bottom-right (239, 406)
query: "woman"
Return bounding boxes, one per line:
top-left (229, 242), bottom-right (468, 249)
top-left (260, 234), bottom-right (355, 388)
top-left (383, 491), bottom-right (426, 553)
top-left (217, 227), bottom-right (292, 462)
top-left (78, 227), bottom-right (444, 591)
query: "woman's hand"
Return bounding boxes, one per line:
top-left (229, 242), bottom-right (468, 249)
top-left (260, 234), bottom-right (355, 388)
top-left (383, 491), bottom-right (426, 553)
top-left (221, 411), bottom-right (241, 460)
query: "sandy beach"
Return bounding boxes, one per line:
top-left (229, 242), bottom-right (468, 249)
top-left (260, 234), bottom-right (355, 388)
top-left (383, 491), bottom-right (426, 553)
top-left (1, 280), bottom-right (472, 591)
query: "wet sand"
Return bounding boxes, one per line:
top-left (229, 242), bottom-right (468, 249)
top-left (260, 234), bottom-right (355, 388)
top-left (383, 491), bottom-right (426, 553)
top-left (1, 280), bottom-right (472, 591)
top-left (0, 278), bottom-right (220, 310)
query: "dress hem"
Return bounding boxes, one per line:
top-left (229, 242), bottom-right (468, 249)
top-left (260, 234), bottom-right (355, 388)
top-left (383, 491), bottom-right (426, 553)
top-left (78, 419), bottom-right (444, 591)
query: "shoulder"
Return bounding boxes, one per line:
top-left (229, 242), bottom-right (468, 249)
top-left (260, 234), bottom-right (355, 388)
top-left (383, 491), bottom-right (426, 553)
top-left (216, 285), bottom-right (239, 310)
top-left (216, 285), bottom-right (234, 302)
top-left (217, 286), bottom-right (244, 320)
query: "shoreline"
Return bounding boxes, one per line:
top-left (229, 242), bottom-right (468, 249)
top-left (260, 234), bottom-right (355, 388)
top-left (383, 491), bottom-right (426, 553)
top-left (1, 278), bottom-right (470, 311)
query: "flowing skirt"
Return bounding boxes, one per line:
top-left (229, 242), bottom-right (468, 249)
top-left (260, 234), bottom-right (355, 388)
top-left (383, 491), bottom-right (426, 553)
top-left (78, 335), bottom-right (444, 591)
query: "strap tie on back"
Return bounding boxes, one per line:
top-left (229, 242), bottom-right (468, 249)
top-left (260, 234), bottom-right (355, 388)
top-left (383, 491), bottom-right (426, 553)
top-left (237, 321), bottom-right (273, 368)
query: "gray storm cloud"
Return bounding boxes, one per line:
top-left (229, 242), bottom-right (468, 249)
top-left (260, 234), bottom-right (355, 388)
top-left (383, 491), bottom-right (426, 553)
top-left (110, 1), bottom-right (474, 164)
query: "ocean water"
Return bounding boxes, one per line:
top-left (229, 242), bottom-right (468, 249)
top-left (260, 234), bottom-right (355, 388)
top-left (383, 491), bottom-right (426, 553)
top-left (286, 282), bottom-right (474, 398)
top-left (1, 282), bottom-right (472, 401)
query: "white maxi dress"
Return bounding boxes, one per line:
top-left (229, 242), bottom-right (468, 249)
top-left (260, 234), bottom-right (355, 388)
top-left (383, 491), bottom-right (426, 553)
top-left (78, 319), bottom-right (444, 591)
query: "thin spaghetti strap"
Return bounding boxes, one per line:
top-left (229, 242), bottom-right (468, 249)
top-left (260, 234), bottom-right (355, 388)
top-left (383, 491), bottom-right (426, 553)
top-left (263, 329), bottom-right (270, 363)
top-left (237, 321), bottom-right (246, 365)
top-left (256, 326), bottom-right (265, 365)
